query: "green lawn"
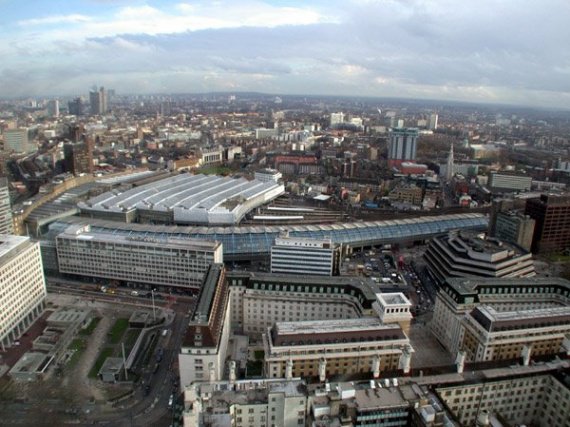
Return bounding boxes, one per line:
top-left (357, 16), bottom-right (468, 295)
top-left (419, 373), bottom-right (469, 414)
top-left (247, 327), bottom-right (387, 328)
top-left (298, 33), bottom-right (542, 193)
top-left (109, 318), bottom-right (129, 344)
top-left (69, 338), bottom-right (86, 352)
top-left (89, 347), bottom-right (115, 378)
top-left (79, 317), bottom-right (101, 336)
top-left (66, 338), bottom-right (87, 369)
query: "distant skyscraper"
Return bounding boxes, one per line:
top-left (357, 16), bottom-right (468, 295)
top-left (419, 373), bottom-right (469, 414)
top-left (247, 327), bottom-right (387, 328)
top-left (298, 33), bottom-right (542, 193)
top-left (47, 99), bottom-right (59, 118)
top-left (68, 97), bottom-right (83, 116)
top-left (0, 177), bottom-right (13, 234)
top-left (64, 142), bottom-right (94, 175)
top-left (330, 112), bottom-right (344, 127)
top-left (525, 194), bottom-right (570, 253)
top-left (429, 113), bottom-right (439, 130)
top-left (388, 127), bottom-right (419, 168)
top-left (89, 86), bottom-right (107, 115)
top-left (3, 128), bottom-right (30, 153)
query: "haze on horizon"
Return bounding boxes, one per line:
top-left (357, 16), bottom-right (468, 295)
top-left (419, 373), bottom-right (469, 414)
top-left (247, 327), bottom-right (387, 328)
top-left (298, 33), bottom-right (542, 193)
top-left (2, 0), bottom-right (570, 109)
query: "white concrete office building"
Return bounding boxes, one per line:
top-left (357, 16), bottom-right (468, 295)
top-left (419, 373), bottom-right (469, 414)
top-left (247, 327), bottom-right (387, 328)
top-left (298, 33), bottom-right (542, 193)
top-left (56, 224), bottom-right (223, 290)
top-left (0, 178), bottom-right (13, 234)
top-left (0, 235), bottom-right (47, 350)
top-left (270, 234), bottom-right (340, 276)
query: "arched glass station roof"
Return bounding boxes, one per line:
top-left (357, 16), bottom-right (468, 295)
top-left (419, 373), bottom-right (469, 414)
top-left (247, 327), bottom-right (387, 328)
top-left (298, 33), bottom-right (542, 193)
top-left (49, 213), bottom-right (488, 260)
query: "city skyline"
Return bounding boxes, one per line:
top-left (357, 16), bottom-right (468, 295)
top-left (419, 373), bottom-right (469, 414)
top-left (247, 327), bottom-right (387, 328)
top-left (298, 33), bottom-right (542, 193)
top-left (2, 0), bottom-right (570, 109)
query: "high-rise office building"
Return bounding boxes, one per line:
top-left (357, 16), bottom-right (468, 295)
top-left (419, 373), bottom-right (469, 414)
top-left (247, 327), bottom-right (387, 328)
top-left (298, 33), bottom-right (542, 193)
top-left (89, 86), bottom-right (107, 115)
top-left (0, 178), bottom-right (13, 234)
top-left (3, 128), bottom-right (30, 153)
top-left (270, 233), bottom-right (341, 276)
top-left (388, 127), bottom-right (419, 168)
top-left (428, 113), bottom-right (438, 130)
top-left (68, 97), bottom-right (83, 116)
top-left (63, 142), bottom-right (94, 175)
top-left (329, 112), bottom-right (344, 127)
top-left (46, 100), bottom-right (59, 118)
top-left (0, 235), bottom-right (47, 350)
top-left (525, 194), bottom-right (570, 253)
top-left (494, 211), bottom-right (536, 251)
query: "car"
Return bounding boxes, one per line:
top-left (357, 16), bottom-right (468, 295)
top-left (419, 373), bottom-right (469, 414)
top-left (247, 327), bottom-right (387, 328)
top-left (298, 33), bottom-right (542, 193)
top-left (144, 385), bottom-right (151, 396)
top-left (168, 394), bottom-right (174, 408)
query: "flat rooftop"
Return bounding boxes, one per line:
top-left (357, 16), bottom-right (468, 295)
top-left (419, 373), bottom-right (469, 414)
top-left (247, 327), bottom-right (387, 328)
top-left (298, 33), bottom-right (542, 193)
top-left (275, 317), bottom-right (394, 336)
top-left (270, 318), bottom-right (407, 346)
top-left (354, 387), bottom-right (408, 410)
top-left (59, 224), bottom-right (221, 251)
top-left (377, 292), bottom-right (411, 306)
top-left (471, 305), bottom-right (570, 332)
top-left (444, 276), bottom-right (570, 296)
top-left (0, 235), bottom-right (32, 263)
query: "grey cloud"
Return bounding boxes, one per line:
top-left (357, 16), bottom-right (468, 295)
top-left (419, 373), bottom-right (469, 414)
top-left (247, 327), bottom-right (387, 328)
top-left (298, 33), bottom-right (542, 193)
top-left (2, 0), bottom-right (570, 108)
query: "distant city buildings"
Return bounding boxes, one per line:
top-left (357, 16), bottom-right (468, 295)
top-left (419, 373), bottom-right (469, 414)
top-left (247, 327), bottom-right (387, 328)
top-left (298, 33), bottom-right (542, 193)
top-left (428, 113), bottom-right (438, 130)
top-left (63, 141), bottom-right (94, 175)
top-left (254, 168), bottom-right (282, 183)
top-left (3, 128), bottom-right (30, 153)
top-left (0, 235), bottom-right (47, 351)
top-left (388, 127), bottom-right (419, 168)
top-left (329, 112), bottom-right (345, 127)
top-left (46, 100), bottom-right (59, 118)
top-left (89, 86), bottom-right (107, 115)
top-left (488, 172), bottom-right (532, 193)
top-left (67, 97), bottom-right (83, 116)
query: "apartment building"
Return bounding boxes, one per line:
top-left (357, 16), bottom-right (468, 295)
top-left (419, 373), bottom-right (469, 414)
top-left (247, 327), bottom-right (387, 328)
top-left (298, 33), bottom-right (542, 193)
top-left (431, 276), bottom-right (570, 355)
top-left (270, 234), bottom-right (341, 276)
top-left (0, 235), bottom-right (47, 350)
top-left (56, 224), bottom-right (223, 290)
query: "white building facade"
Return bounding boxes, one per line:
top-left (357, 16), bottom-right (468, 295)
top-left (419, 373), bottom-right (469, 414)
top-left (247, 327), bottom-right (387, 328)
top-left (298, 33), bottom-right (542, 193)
top-left (0, 235), bottom-right (47, 350)
top-left (0, 178), bottom-right (13, 234)
top-left (270, 234), bottom-right (340, 276)
top-left (56, 224), bottom-right (223, 290)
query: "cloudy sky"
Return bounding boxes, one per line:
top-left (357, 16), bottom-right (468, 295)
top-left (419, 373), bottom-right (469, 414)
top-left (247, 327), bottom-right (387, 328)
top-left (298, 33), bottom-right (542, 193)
top-left (2, 0), bottom-right (570, 108)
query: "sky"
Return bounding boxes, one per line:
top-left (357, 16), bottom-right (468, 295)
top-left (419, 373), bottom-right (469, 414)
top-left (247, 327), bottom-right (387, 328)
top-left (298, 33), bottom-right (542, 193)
top-left (2, 0), bottom-right (570, 109)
